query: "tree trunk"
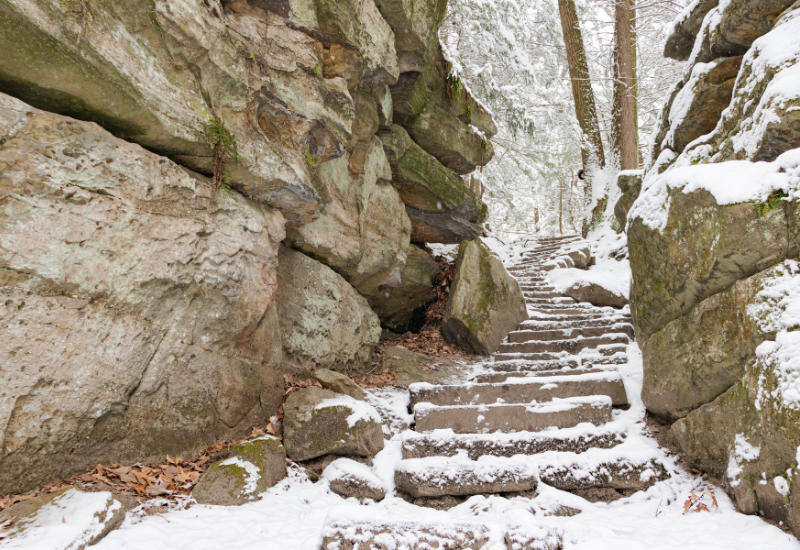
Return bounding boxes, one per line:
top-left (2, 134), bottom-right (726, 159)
top-left (614, 0), bottom-right (638, 170)
top-left (557, 0), bottom-right (606, 188)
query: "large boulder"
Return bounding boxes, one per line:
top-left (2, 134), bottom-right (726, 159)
top-left (285, 137), bottom-right (412, 296)
top-left (442, 240), bottom-right (528, 355)
top-left (282, 387), bottom-right (384, 461)
top-left (663, 56), bottom-right (742, 154)
top-left (406, 103), bottom-right (494, 175)
top-left (642, 271), bottom-right (769, 421)
top-left (193, 437), bottom-right (287, 506)
top-left (0, 93), bottom-right (287, 495)
top-left (628, 187), bottom-right (793, 340)
top-left (0, 488), bottom-right (123, 549)
top-left (275, 246), bottom-right (382, 375)
top-left (664, 0), bottom-right (719, 61)
top-left (365, 244), bottom-right (439, 332)
top-left (0, 0), bottom-right (361, 226)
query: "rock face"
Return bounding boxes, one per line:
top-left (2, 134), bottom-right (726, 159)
top-left (664, 56), bottom-right (742, 154)
top-left (629, 1), bottom-right (800, 534)
top-left (0, 489), bottom-right (123, 549)
top-left (0, 93), bottom-right (287, 495)
top-left (379, 125), bottom-right (487, 244)
top-left (276, 246), bottom-right (382, 375)
top-left (365, 245), bottom-right (439, 332)
top-left (664, 0), bottom-right (719, 61)
top-left (442, 240), bottom-right (529, 355)
top-left (0, 0), bottom-right (356, 226)
top-left (193, 437), bottom-right (287, 506)
top-left (285, 137), bottom-right (411, 295)
top-left (282, 387), bottom-right (385, 462)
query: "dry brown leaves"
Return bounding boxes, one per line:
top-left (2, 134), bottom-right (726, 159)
top-left (682, 486), bottom-right (719, 514)
top-left (385, 330), bottom-right (466, 359)
top-left (423, 254), bottom-right (456, 325)
top-left (0, 417), bottom-right (283, 513)
top-left (283, 373), bottom-right (321, 400)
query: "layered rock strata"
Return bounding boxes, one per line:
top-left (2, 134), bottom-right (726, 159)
top-left (629, 1), bottom-right (800, 533)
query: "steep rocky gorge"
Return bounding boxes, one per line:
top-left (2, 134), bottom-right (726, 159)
top-left (620, 0), bottom-right (800, 535)
top-left (0, 0), bottom-right (497, 495)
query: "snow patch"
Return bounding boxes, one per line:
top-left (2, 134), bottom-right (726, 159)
top-left (727, 434), bottom-right (761, 487)
top-left (314, 396), bottom-right (382, 427)
top-left (219, 457), bottom-right (260, 496)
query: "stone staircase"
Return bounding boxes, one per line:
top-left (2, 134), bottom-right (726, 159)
top-left (323, 235), bottom-right (668, 549)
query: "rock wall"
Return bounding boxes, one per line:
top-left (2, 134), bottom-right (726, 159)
top-left (0, 0), bottom-right (498, 494)
top-left (628, 0), bottom-right (800, 533)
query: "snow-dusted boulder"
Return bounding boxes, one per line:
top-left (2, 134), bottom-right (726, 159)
top-left (322, 458), bottom-right (386, 501)
top-left (442, 240), bottom-right (528, 355)
top-left (282, 388), bottom-right (384, 462)
top-left (193, 437), bottom-right (287, 506)
top-left (628, 154), bottom-right (800, 339)
top-left (0, 489), bottom-right (123, 549)
top-left (547, 261), bottom-right (630, 310)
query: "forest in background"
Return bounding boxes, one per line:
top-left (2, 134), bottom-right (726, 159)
top-left (441, 0), bottom-right (687, 237)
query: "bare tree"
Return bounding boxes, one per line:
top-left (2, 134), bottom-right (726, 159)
top-left (557, 0), bottom-right (606, 192)
top-left (612, 0), bottom-right (639, 170)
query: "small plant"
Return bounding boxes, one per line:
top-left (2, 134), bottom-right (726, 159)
top-left (312, 63), bottom-right (323, 78)
top-left (465, 102), bottom-right (473, 125)
top-left (445, 69), bottom-right (464, 104)
top-left (304, 143), bottom-right (319, 167)
top-left (205, 117), bottom-right (239, 197)
top-left (752, 189), bottom-right (788, 217)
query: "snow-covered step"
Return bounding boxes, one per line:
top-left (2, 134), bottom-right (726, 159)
top-left (321, 519), bottom-right (492, 550)
top-left (520, 290), bottom-right (560, 298)
top-left (395, 457), bottom-right (538, 498)
top-left (496, 334), bottom-right (630, 354)
top-left (527, 308), bottom-right (608, 317)
top-left (401, 421), bottom-right (628, 459)
top-left (493, 345), bottom-right (628, 363)
top-left (413, 396), bottom-right (613, 433)
top-left (508, 323), bottom-right (634, 343)
top-left (409, 371), bottom-right (628, 407)
top-left (519, 317), bottom-right (632, 331)
top-left (473, 366), bottom-right (608, 384)
top-left (490, 358), bottom-right (580, 371)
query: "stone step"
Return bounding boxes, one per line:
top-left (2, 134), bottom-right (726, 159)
top-left (413, 395), bottom-right (613, 433)
top-left (496, 334), bottom-right (630, 355)
top-left (472, 366), bottom-right (608, 384)
top-left (489, 358), bottom-right (581, 372)
top-left (401, 421), bottom-right (628, 459)
top-left (508, 323), bottom-right (634, 343)
top-left (395, 457), bottom-right (538, 498)
top-left (409, 371), bottom-right (628, 407)
top-left (520, 289), bottom-right (558, 297)
top-left (519, 316), bottom-right (632, 331)
top-left (396, 445), bottom-right (666, 498)
top-left (321, 520), bottom-right (492, 550)
top-left (493, 345), bottom-right (628, 362)
top-left (527, 308), bottom-right (610, 317)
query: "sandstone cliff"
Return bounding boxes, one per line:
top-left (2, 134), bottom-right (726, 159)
top-left (0, 0), bottom-right (497, 495)
top-left (627, 0), bottom-right (800, 533)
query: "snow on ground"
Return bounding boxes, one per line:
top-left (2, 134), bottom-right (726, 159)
top-left (88, 236), bottom-right (800, 550)
top-left (91, 343), bottom-right (800, 550)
